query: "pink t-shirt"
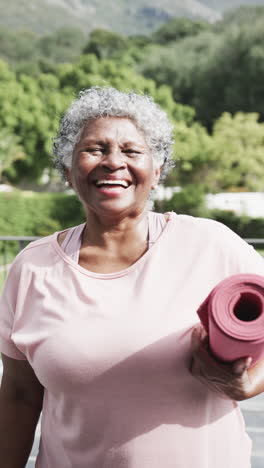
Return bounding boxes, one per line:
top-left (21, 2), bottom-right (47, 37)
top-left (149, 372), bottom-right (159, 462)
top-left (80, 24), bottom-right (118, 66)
top-left (1, 212), bottom-right (264, 468)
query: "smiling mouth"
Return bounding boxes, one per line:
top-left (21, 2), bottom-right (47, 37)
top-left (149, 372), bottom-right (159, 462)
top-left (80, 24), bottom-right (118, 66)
top-left (94, 179), bottom-right (130, 189)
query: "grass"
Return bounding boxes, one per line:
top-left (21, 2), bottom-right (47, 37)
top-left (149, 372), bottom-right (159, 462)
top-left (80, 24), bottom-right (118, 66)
top-left (0, 246), bottom-right (17, 293)
top-left (0, 270), bottom-right (7, 291)
top-left (0, 250), bottom-right (17, 266)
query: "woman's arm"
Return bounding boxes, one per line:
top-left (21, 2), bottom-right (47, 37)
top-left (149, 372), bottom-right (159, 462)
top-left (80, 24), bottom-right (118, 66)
top-left (0, 353), bottom-right (44, 468)
top-left (190, 325), bottom-right (264, 401)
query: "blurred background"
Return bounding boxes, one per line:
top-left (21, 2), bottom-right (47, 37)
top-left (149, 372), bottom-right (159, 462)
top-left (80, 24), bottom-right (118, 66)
top-left (0, 0), bottom-right (264, 466)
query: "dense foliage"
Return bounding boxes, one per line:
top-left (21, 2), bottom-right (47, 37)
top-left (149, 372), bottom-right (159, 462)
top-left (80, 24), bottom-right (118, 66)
top-left (0, 191), bottom-right (85, 237)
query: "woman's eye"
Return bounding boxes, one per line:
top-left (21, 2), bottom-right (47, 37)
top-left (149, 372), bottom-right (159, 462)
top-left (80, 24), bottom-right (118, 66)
top-left (125, 149), bottom-right (141, 156)
top-left (86, 148), bottom-right (103, 154)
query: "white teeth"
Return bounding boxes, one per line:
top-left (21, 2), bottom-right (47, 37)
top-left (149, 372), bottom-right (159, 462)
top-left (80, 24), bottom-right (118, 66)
top-left (95, 180), bottom-right (129, 188)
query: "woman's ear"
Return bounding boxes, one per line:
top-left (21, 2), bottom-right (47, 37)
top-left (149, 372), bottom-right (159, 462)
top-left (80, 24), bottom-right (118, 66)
top-left (64, 168), bottom-right (72, 187)
top-left (151, 166), bottom-right (161, 189)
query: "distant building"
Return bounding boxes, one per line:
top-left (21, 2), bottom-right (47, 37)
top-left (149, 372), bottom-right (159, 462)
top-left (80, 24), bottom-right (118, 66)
top-left (155, 186), bottom-right (264, 218)
top-left (206, 192), bottom-right (264, 218)
top-left (0, 184), bottom-right (13, 192)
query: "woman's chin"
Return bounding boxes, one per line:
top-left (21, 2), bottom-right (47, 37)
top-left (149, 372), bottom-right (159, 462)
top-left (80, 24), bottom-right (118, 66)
top-left (86, 198), bottom-right (146, 220)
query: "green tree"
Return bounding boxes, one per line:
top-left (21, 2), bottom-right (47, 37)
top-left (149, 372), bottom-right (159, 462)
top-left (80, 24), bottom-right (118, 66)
top-left (192, 21), bottom-right (264, 127)
top-left (139, 11), bottom-right (264, 129)
top-left (57, 54), bottom-right (195, 125)
top-left (139, 30), bottom-right (222, 109)
top-left (0, 60), bottom-right (72, 181)
top-left (83, 29), bottom-right (128, 59)
top-left (212, 112), bottom-right (264, 191)
top-left (152, 17), bottom-right (210, 44)
top-left (216, 6), bottom-right (264, 30)
top-left (0, 27), bottom-right (38, 64)
top-left (169, 111), bottom-right (264, 193)
top-left (168, 120), bottom-right (216, 189)
top-left (0, 129), bottom-right (25, 182)
top-left (38, 27), bottom-right (85, 63)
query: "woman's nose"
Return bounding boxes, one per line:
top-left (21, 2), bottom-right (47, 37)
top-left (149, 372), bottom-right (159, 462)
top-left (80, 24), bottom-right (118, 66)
top-left (101, 149), bottom-right (126, 170)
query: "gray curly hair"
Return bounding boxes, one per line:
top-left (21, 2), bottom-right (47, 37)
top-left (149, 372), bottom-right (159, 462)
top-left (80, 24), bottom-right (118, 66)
top-left (53, 86), bottom-right (174, 180)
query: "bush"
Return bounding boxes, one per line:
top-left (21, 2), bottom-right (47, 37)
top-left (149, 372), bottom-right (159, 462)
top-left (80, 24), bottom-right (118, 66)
top-left (0, 191), bottom-right (85, 237)
top-left (207, 209), bottom-right (264, 239)
top-left (154, 185), bottom-right (208, 217)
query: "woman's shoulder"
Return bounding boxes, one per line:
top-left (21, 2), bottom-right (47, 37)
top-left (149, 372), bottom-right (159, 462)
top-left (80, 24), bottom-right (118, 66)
top-left (167, 212), bottom-right (234, 236)
top-left (167, 212), bottom-right (264, 272)
top-left (150, 211), bottom-right (228, 240)
top-left (150, 211), bottom-right (171, 223)
top-left (163, 212), bottom-right (247, 251)
top-left (10, 225), bottom-right (81, 271)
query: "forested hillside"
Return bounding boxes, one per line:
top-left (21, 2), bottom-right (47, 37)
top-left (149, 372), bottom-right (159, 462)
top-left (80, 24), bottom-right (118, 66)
top-left (0, 0), bottom-right (219, 35)
top-left (0, 0), bottom-right (264, 35)
top-left (204, 0), bottom-right (264, 10)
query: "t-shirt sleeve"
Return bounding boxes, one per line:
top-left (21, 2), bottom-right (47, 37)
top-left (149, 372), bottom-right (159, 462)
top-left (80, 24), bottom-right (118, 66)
top-left (0, 256), bottom-right (27, 360)
top-left (215, 221), bottom-right (264, 276)
top-left (177, 215), bottom-right (264, 277)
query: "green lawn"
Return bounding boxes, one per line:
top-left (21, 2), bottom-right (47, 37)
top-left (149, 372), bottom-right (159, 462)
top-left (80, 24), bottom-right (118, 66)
top-left (0, 248), bottom-right (17, 292)
top-left (0, 245), bottom-right (17, 266)
top-left (0, 271), bottom-right (6, 292)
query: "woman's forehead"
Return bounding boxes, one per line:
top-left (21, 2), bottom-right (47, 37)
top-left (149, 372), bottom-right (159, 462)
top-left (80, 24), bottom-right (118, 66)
top-left (79, 116), bottom-right (147, 144)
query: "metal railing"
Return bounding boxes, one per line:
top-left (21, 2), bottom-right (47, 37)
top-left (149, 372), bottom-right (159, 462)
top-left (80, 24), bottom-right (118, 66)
top-left (243, 239), bottom-right (264, 245)
top-left (0, 236), bottom-right (41, 252)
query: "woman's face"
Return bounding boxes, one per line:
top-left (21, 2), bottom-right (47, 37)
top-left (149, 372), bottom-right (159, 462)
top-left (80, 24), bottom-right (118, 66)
top-left (67, 117), bottom-right (160, 219)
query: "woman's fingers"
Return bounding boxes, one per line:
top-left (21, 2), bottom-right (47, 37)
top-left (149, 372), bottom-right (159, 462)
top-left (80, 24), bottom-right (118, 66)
top-left (190, 325), bottom-right (255, 400)
top-left (190, 324), bottom-right (207, 352)
top-left (191, 325), bottom-right (225, 373)
top-left (232, 357), bottom-right (253, 376)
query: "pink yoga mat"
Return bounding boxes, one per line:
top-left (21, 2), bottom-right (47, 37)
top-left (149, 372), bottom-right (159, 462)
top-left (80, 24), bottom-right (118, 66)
top-left (197, 274), bottom-right (264, 365)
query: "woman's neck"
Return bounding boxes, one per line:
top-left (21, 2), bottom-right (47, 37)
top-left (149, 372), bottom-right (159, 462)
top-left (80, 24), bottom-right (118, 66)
top-left (82, 210), bottom-right (149, 250)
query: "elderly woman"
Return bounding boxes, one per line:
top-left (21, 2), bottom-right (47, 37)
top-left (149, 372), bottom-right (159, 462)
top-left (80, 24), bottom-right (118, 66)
top-left (0, 86), bottom-right (264, 468)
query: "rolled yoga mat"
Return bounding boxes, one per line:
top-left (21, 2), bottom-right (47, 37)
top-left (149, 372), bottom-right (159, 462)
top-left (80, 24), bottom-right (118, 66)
top-left (197, 274), bottom-right (264, 366)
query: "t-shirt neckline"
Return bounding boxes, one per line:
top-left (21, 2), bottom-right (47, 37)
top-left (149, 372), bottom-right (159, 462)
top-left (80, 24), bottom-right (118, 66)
top-left (52, 212), bottom-right (175, 279)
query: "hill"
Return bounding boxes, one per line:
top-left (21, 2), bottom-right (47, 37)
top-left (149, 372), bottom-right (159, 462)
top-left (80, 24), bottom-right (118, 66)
top-left (0, 0), bottom-right (263, 36)
top-left (203, 0), bottom-right (264, 11)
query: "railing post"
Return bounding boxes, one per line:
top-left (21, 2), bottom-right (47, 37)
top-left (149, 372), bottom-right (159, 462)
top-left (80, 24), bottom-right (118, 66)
top-left (18, 240), bottom-right (25, 252)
